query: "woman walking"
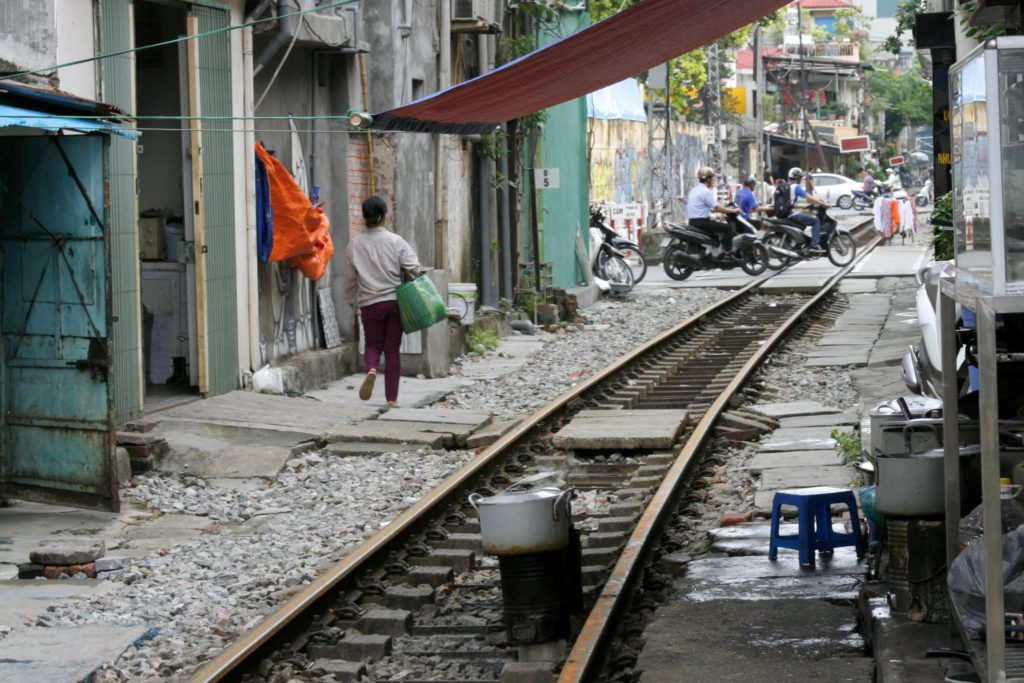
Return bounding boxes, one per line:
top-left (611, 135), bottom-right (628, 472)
top-left (344, 196), bottom-right (421, 407)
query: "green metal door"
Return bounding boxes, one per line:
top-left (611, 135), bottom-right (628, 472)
top-left (0, 136), bottom-right (117, 511)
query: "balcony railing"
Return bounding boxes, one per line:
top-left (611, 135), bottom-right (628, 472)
top-left (813, 41), bottom-right (860, 60)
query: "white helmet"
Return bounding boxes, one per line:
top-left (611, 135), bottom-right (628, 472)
top-left (788, 167), bottom-right (804, 180)
top-left (697, 166), bottom-right (716, 182)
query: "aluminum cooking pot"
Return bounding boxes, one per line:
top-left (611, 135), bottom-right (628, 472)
top-left (468, 487), bottom-right (574, 556)
top-left (868, 396), bottom-right (942, 456)
top-left (875, 445), bottom-right (982, 517)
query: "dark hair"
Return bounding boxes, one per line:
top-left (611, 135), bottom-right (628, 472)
top-left (362, 196), bottom-right (388, 227)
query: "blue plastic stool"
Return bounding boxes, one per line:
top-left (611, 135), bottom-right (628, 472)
top-left (768, 486), bottom-right (865, 566)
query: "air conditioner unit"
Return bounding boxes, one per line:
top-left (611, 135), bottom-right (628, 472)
top-left (452, 0), bottom-right (502, 31)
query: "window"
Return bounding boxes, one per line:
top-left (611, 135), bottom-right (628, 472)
top-left (815, 16), bottom-right (836, 35)
top-left (877, 0), bottom-right (899, 18)
top-left (815, 175), bottom-right (840, 186)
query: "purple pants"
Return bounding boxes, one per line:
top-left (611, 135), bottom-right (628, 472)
top-left (361, 300), bottom-right (402, 402)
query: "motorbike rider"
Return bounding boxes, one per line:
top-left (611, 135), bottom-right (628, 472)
top-left (736, 175), bottom-right (770, 222)
top-left (785, 167), bottom-right (829, 254)
top-left (863, 169), bottom-right (877, 195)
top-left (884, 167), bottom-right (902, 192)
top-left (686, 166), bottom-right (740, 261)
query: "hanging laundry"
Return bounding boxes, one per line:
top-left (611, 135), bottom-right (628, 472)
top-left (890, 197), bottom-right (900, 236)
top-left (255, 149), bottom-right (273, 262)
top-left (254, 142), bottom-right (334, 281)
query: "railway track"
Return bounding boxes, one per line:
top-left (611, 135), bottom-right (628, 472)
top-left (193, 222), bottom-right (880, 683)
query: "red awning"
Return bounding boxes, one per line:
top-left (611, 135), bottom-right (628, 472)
top-left (369, 0), bottom-right (789, 134)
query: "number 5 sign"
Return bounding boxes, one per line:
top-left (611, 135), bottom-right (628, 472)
top-left (534, 168), bottom-right (560, 189)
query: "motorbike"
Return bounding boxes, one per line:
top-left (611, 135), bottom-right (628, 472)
top-left (901, 260), bottom-right (971, 399)
top-left (661, 211), bottom-right (768, 281)
top-left (590, 208), bottom-right (647, 284)
top-left (590, 225), bottom-right (635, 294)
top-left (761, 204), bottom-right (857, 270)
top-left (852, 186), bottom-right (889, 212)
top-left (915, 179), bottom-right (933, 208)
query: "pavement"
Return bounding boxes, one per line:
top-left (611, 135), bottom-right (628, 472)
top-left (635, 235), bottom-right (974, 682)
top-left (0, 224), bottom-right (951, 681)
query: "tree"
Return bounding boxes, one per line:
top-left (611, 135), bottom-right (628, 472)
top-left (865, 63), bottom-right (932, 141)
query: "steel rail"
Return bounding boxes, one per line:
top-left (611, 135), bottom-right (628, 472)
top-left (192, 272), bottom-right (773, 682)
top-left (194, 220), bottom-right (877, 682)
top-left (559, 227), bottom-right (881, 682)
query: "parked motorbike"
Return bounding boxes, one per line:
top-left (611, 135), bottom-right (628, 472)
top-left (761, 204), bottom-right (857, 269)
top-left (661, 211), bottom-right (768, 281)
top-left (901, 260), bottom-right (970, 399)
top-left (590, 208), bottom-right (647, 284)
top-left (590, 224), bottom-right (635, 294)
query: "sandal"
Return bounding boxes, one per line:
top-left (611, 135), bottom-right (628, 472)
top-left (359, 370), bottom-right (377, 400)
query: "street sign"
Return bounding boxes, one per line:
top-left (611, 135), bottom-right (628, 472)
top-left (839, 135), bottom-right (871, 153)
top-left (889, 155), bottom-right (905, 166)
top-left (535, 168), bottom-right (560, 189)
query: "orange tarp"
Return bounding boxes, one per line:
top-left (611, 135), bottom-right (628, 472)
top-left (254, 142), bottom-right (333, 281)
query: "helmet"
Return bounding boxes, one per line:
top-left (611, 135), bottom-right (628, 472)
top-left (697, 166), bottom-right (716, 182)
top-left (744, 175), bottom-right (757, 186)
top-left (788, 167), bottom-right (804, 180)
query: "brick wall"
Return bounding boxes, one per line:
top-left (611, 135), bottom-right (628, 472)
top-left (347, 136), bottom-right (370, 238)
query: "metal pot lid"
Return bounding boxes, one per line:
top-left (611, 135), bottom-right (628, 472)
top-left (474, 487), bottom-right (566, 505)
top-left (873, 396), bottom-right (943, 416)
top-left (883, 444), bottom-right (982, 459)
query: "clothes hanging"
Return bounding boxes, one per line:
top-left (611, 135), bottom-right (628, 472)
top-left (898, 198), bottom-right (916, 236)
top-left (254, 142), bottom-right (334, 281)
top-left (891, 198), bottom-right (900, 235)
top-left (255, 149), bottom-right (273, 262)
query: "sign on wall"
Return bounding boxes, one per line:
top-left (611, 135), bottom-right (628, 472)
top-left (535, 168), bottom-right (560, 189)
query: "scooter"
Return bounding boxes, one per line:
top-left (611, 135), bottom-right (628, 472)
top-left (590, 225), bottom-right (635, 294)
top-left (852, 187), bottom-right (890, 212)
top-left (915, 179), bottom-right (933, 208)
top-left (661, 211), bottom-right (768, 281)
top-left (901, 260), bottom-right (972, 398)
top-left (761, 204), bottom-right (857, 269)
top-left (590, 208), bottom-right (647, 283)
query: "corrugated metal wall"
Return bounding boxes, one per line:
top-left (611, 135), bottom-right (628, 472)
top-left (100, 0), bottom-right (144, 424)
top-left (536, 10), bottom-right (592, 289)
top-left (195, 6), bottom-right (239, 395)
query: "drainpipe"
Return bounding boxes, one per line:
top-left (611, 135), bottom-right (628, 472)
top-left (477, 36), bottom-right (494, 307)
top-left (434, 0), bottom-right (451, 269)
top-left (254, 0), bottom-right (296, 77)
top-left (498, 123), bottom-right (512, 300)
top-left (242, 26), bottom-right (261, 372)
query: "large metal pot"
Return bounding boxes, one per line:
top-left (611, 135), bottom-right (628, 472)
top-left (875, 445), bottom-right (982, 517)
top-left (469, 487), bottom-right (573, 555)
top-left (875, 418), bottom-right (980, 458)
top-left (868, 396), bottom-right (942, 456)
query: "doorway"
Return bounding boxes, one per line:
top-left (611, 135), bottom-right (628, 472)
top-left (134, 0), bottom-right (200, 412)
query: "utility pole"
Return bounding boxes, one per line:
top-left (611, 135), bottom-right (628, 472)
top-left (754, 22), bottom-right (766, 188)
top-left (647, 62), bottom-right (675, 225)
top-left (796, 6), bottom-right (829, 171)
top-left (706, 42), bottom-right (725, 179)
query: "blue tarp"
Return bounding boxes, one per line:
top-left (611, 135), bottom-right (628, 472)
top-left (0, 103), bottom-right (138, 139)
top-left (587, 78), bottom-right (647, 122)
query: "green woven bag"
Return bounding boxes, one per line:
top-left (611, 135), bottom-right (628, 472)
top-left (395, 275), bottom-right (448, 333)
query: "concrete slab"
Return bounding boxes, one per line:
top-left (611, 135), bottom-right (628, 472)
top-left (159, 390), bottom-right (376, 433)
top-left (743, 450), bottom-right (844, 472)
top-left (377, 408), bottom-right (491, 427)
top-left (759, 435), bottom-right (839, 452)
top-left (466, 418), bottom-right (521, 448)
top-left (850, 244), bottom-right (930, 278)
top-left (749, 402), bottom-right (840, 418)
top-left (816, 334), bottom-right (879, 346)
top-left (322, 423), bottom-right (446, 449)
top-left (364, 420), bottom-right (476, 445)
top-left (760, 465), bottom-right (853, 490)
top-left (839, 279), bottom-right (878, 293)
top-left (324, 442), bottom-right (423, 457)
top-left (308, 375), bottom-right (474, 410)
top-left (805, 354), bottom-right (870, 368)
top-left (0, 625), bottom-right (150, 683)
top-left (636, 597), bottom-right (872, 682)
top-left (777, 413), bottom-right (858, 428)
top-left (0, 501), bottom-right (122, 567)
top-left (0, 579), bottom-right (119, 632)
top-left (552, 409), bottom-right (687, 450)
top-left (678, 548), bottom-right (864, 599)
top-left (199, 444), bottom-right (294, 479)
top-left (154, 420), bottom-right (315, 475)
top-left (806, 346), bottom-right (870, 361)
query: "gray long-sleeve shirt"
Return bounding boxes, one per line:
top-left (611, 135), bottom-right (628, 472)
top-left (343, 227), bottom-right (421, 308)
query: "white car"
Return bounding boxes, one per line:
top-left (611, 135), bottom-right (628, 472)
top-left (808, 173), bottom-right (864, 210)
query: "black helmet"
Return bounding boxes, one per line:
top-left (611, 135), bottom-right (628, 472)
top-left (788, 167), bottom-right (805, 180)
top-left (744, 175), bottom-right (757, 187)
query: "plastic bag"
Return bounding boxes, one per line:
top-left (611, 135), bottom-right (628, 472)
top-left (948, 524), bottom-right (1024, 639)
top-left (396, 275), bottom-right (448, 333)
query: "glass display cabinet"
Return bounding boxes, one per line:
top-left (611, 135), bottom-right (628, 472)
top-left (951, 36), bottom-right (1024, 296)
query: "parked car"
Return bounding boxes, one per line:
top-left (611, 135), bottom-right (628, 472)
top-left (807, 173), bottom-right (864, 210)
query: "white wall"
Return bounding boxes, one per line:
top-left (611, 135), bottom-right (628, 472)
top-left (0, 0), bottom-right (56, 75)
top-left (56, 0), bottom-right (96, 99)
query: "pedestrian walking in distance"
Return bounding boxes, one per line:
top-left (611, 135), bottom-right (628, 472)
top-left (344, 196), bottom-right (421, 407)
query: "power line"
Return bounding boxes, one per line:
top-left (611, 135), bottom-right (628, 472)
top-left (0, 0), bottom-right (359, 83)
